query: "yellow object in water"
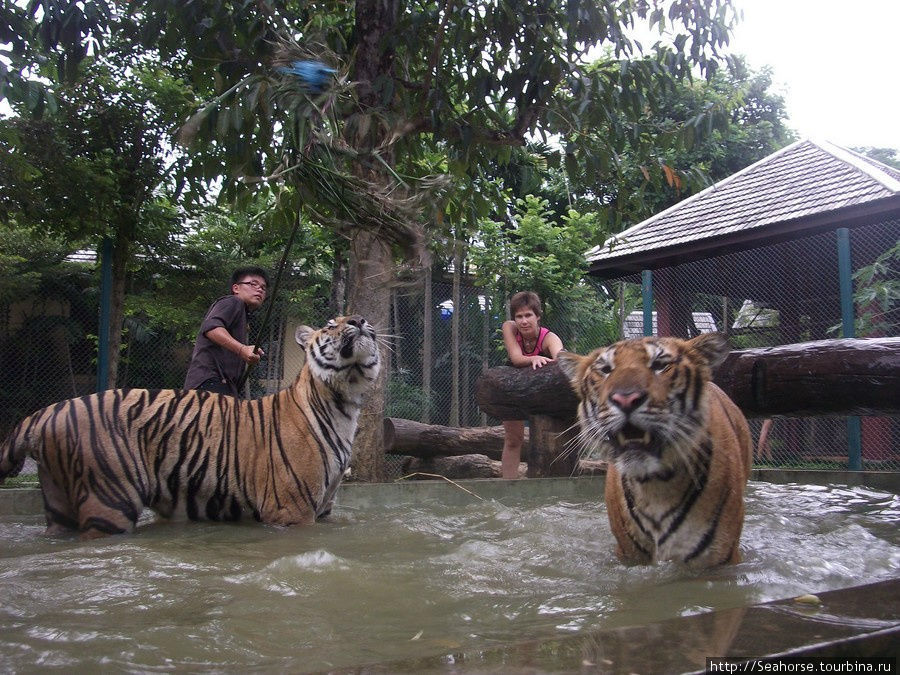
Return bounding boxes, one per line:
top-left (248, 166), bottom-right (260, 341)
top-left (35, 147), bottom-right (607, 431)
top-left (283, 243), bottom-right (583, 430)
top-left (794, 594), bottom-right (822, 605)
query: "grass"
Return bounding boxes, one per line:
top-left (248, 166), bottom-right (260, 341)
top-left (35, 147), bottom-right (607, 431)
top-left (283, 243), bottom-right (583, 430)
top-left (754, 460), bottom-right (848, 471)
top-left (0, 474), bottom-right (39, 488)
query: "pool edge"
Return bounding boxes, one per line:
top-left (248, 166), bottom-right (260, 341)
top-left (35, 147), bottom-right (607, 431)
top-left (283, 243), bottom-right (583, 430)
top-left (322, 578), bottom-right (900, 673)
top-left (2, 470), bottom-right (899, 515)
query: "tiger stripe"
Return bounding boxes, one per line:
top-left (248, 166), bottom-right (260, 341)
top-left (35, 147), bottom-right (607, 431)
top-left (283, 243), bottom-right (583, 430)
top-left (0, 315), bottom-right (379, 539)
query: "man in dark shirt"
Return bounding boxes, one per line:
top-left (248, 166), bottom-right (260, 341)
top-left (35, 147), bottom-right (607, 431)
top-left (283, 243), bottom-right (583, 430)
top-left (184, 266), bottom-right (269, 397)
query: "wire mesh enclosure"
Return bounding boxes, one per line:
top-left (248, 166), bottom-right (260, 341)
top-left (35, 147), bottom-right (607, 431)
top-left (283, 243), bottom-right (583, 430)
top-left (1, 219), bottom-right (897, 475)
top-left (597, 218), bottom-right (899, 471)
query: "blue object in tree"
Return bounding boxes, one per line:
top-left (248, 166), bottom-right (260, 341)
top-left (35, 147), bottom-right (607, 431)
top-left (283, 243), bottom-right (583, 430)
top-left (277, 60), bottom-right (336, 93)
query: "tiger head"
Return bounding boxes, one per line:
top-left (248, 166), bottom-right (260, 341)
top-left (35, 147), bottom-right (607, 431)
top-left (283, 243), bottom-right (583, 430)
top-left (557, 332), bottom-right (730, 476)
top-left (295, 315), bottom-right (381, 396)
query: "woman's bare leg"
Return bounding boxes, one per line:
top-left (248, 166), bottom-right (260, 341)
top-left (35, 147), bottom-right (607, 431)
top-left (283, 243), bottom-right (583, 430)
top-left (501, 420), bottom-right (525, 479)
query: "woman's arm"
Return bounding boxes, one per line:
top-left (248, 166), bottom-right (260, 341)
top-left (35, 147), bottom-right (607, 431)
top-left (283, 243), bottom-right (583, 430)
top-left (503, 321), bottom-right (559, 369)
top-left (543, 330), bottom-right (564, 359)
top-left (502, 320), bottom-right (530, 367)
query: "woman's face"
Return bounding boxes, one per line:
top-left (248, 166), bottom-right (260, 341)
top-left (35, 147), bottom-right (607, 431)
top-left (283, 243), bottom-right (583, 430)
top-left (513, 307), bottom-right (540, 336)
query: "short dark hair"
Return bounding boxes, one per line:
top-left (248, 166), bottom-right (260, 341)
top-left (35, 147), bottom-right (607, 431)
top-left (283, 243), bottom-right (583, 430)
top-left (509, 291), bottom-right (542, 317)
top-left (231, 266), bottom-right (270, 288)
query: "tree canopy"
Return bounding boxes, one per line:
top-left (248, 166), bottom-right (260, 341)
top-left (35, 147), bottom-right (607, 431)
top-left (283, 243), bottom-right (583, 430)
top-left (3, 0), bottom-right (771, 478)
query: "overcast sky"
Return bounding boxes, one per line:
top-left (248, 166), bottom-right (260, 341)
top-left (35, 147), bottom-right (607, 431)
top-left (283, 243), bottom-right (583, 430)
top-left (3, 2), bottom-right (896, 154)
top-left (726, 0), bottom-right (899, 152)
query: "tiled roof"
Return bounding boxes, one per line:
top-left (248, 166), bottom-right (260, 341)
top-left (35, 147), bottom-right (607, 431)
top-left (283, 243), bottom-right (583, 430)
top-left (587, 139), bottom-right (900, 271)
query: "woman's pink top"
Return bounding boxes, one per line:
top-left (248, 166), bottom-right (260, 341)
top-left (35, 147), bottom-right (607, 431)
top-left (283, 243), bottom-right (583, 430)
top-left (516, 326), bottom-right (550, 356)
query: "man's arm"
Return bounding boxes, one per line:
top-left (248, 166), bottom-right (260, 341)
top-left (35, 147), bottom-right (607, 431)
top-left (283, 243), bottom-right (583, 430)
top-left (205, 326), bottom-right (263, 365)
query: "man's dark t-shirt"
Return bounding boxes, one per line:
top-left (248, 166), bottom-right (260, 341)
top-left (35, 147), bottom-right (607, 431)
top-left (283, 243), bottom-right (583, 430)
top-left (184, 295), bottom-right (249, 397)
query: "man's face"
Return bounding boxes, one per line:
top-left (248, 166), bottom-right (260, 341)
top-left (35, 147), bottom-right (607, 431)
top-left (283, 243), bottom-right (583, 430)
top-left (232, 275), bottom-right (267, 309)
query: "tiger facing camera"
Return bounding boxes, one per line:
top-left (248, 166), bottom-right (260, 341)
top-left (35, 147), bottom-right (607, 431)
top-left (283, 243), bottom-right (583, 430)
top-left (558, 332), bottom-right (752, 569)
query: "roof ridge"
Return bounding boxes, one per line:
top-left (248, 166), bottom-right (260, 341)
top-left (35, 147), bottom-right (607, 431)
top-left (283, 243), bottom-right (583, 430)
top-left (586, 138), bottom-right (809, 258)
top-left (811, 139), bottom-right (900, 193)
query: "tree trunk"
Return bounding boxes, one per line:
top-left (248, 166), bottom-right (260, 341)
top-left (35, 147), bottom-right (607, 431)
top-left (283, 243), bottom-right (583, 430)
top-left (346, 0), bottom-right (400, 481)
top-left (392, 288), bottom-right (401, 372)
top-left (329, 243), bottom-right (347, 318)
top-left (526, 414), bottom-right (579, 477)
top-left (449, 238), bottom-right (461, 426)
top-left (383, 417), bottom-right (527, 460)
top-left (422, 263), bottom-right (433, 423)
top-left (476, 361), bottom-right (578, 420)
top-left (105, 230), bottom-right (130, 389)
top-left (402, 454), bottom-right (514, 479)
top-left (347, 230), bottom-right (392, 481)
top-left (715, 337), bottom-right (900, 417)
top-left (480, 294), bottom-right (490, 425)
top-left (477, 338), bottom-right (900, 420)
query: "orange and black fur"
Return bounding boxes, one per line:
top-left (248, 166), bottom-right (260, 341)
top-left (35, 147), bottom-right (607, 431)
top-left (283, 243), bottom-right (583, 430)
top-left (558, 333), bottom-right (752, 569)
top-left (0, 315), bottom-right (380, 538)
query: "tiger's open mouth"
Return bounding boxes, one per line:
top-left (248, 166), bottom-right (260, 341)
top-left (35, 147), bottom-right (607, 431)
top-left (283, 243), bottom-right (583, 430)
top-left (612, 422), bottom-right (653, 453)
top-left (339, 331), bottom-right (359, 359)
top-left (339, 323), bottom-right (376, 360)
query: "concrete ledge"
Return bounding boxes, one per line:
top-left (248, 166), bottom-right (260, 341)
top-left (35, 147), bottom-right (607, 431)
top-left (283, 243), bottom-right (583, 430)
top-left (750, 469), bottom-right (900, 493)
top-left (341, 474), bottom-right (604, 509)
top-left (0, 488), bottom-right (44, 516)
top-left (342, 578), bottom-right (900, 673)
top-left (3, 471), bottom-right (898, 517)
top-left (0, 476), bottom-right (605, 517)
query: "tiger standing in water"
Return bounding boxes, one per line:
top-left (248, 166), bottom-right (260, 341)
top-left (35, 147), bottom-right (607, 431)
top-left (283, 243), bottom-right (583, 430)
top-left (558, 332), bottom-right (753, 569)
top-left (0, 316), bottom-right (380, 539)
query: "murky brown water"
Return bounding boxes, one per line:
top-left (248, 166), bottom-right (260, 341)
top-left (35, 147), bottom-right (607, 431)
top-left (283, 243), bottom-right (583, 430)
top-left (1, 482), bottom-right (898, 672)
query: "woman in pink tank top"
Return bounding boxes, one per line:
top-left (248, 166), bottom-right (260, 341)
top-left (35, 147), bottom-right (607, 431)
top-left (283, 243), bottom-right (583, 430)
top-left (500, 291), bottom-right (564, 479)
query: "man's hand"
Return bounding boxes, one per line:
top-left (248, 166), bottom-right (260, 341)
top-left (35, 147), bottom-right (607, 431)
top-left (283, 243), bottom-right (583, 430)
top-left (240, 344), bottom-right (264, 364)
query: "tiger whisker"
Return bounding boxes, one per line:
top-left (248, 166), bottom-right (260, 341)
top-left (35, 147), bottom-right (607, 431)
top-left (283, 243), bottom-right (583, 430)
top-left (665, 420), bottom-right (706, 489)
top-left (375, 339), bottom-right (398, 356)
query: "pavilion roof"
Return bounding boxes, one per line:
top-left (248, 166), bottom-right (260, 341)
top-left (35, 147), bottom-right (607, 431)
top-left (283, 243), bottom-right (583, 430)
top-left (586, 139), bottom-right (900, 278)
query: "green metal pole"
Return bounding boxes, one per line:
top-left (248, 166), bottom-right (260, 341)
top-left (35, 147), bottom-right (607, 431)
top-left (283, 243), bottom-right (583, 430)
top-left (837, 227), bottom-right (862, 471)
top-left (96, 237), bottom-right (113, 392)
top-left (641, 270), bottom-right (653, 337)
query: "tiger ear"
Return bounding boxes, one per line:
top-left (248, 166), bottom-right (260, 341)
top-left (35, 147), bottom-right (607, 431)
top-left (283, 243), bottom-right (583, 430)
top-left (295, 325), bottom-right (315, 348)
top-left (686, 332), bottom-right (730, 369)
top-left (556, 350), bottom-right (585, 385)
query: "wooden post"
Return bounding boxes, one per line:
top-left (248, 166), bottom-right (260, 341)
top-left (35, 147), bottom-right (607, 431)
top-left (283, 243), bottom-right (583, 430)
top-left (527, 414), bottom-right (579, 478)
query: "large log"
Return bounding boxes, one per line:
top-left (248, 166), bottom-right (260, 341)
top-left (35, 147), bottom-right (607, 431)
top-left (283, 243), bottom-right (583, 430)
top-left (476, 338), bottom-right (900, 420)
top-left (383, 417), bottom-right (528, 460)
top-left (475, 362), bottom-right (578, 420)
top-left (716, 337), bottom-right (900, 417)
top-left (401, 454), bottom-right (517, 479)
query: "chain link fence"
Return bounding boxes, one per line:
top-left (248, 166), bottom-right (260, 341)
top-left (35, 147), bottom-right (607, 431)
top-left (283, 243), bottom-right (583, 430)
top-left (597, 219), bottom-right (900, 471)
top-left (1, 219), bottom-right (897, 476)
